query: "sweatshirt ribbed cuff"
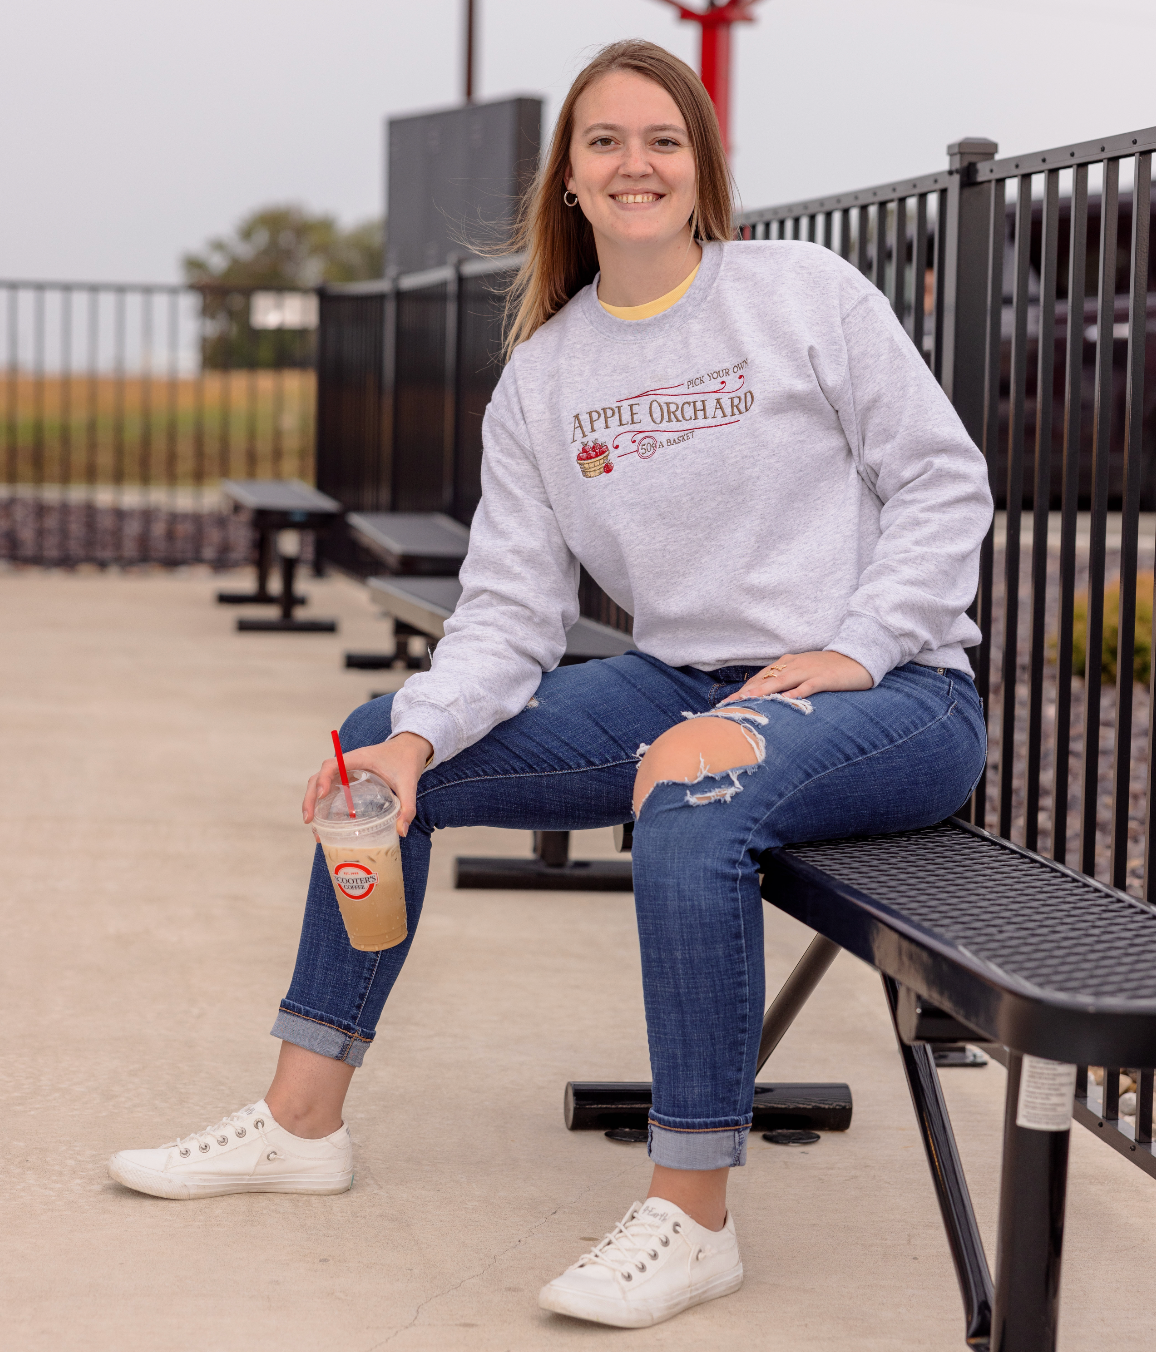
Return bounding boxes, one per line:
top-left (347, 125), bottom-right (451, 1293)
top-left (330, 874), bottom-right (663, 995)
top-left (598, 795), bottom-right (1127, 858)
top-left (825, 613), bottom-right (908, 686)
top-left (389, 702), bottom-right (464, 769)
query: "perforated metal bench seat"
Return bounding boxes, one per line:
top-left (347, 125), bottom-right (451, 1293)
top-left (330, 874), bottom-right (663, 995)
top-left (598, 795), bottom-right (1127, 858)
top-left (758, 815), bottom-right (1156, 1349)
top-left (764, 818), bottom-right (1156, 1068)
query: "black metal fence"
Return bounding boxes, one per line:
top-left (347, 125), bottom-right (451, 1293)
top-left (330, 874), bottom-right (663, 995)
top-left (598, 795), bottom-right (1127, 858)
top-left (1, 281), bottom-right (317, 567)
top-left (742, 126), bottom-right (1156, 1174)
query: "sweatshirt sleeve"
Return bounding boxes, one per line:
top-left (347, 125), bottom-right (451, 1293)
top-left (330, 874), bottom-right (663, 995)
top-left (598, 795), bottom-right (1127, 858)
top-left (821, 289), bottom-right (993, 683)
top-left (387, 368), bottom-right (580, 766)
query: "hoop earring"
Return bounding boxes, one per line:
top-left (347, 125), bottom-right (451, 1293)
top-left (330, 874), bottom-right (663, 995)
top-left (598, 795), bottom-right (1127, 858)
top-left (563, 190), bottom-right (579, 207)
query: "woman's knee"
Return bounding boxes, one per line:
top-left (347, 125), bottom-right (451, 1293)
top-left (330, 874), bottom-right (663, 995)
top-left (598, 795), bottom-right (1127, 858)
top-left (339, 693), bottom-right (395, 751)
top-left (633, 713), bottom-right (765, 816)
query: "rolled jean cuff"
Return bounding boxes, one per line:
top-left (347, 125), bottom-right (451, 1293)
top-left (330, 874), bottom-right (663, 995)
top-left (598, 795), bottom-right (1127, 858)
top-left (272, 1004), bottom-right (373, 1067)
top-left (647, 1121), bottom-right (750, 1169)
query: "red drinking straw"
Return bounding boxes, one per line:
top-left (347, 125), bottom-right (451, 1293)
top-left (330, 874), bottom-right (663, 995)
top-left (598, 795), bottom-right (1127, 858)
top-left (331, 729), bottom-right (356, 819)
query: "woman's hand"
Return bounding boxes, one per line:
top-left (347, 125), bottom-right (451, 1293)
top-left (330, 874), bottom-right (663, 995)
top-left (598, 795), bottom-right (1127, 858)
top-left (720, 651), bottom-right (873, 704)
top-left (302, 731), bottom-right (434, 837)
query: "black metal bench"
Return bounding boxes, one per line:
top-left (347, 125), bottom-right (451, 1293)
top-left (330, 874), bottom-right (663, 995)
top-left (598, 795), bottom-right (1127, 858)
top-left (574, 814), bottom-right (1156, 1349)
top-left (764, 818), bottom-right (1156, 1348)
top-left (217, 479), bottom-right (343, 632)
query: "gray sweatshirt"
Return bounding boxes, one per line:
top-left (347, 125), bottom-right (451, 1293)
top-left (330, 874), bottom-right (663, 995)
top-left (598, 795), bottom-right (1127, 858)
top-left (390, 240), bottom-right (993, 767)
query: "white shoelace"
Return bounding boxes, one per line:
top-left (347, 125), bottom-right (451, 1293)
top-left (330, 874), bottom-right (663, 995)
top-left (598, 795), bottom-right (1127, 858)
top-left (575, 1204), bottom-right (678, 1280)
top-left (168, 1104), bottom-right (262, 1153)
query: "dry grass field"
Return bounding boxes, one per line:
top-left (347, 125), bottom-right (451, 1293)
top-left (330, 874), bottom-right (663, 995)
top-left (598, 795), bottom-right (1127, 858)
top-left (2, 369), bottom-right (315, 486)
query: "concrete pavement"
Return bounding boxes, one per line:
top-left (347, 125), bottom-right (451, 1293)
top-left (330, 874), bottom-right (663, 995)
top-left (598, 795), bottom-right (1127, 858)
top-left (2, 564), bottom-right (1154, 1350)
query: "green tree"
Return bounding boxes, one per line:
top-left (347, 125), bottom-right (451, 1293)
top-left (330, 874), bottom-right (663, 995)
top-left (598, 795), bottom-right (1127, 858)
top-left (183, 205), bottom-right (385, 368)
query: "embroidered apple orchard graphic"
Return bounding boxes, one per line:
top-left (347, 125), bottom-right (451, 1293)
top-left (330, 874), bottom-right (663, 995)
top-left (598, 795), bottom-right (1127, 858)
top-left (576, 440), bottom-right (614, 477)
top-left (572, 367), bottom-right (751, 479)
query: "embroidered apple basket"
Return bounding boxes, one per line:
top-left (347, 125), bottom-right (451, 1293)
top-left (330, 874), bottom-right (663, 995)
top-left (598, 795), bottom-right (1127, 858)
top-left (577, 441), bottom-right (611, 477)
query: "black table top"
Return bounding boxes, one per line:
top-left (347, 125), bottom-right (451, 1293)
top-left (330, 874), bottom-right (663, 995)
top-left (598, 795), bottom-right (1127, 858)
top-left (220, 479), bottom-right (342, 514)
top-left (765, 818), bottom-right (1156, 1065)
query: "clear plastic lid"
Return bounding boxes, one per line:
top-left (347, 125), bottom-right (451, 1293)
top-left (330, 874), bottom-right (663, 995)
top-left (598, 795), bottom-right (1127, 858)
top-left (313, 770), bottom-right (399, 835)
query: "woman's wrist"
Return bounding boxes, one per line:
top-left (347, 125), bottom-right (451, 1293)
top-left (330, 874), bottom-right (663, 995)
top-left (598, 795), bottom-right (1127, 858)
top-left (388, 731), bottom-right (435, 766)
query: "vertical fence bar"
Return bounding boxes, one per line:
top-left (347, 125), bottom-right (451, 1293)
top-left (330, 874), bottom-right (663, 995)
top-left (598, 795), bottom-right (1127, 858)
top-left (32, 286), bottom-right (45, 563)
top-left (1116, 151), bottom-right (1152, 891)
top-left (972, 180), bottom-right (1006, 830)
top-left (911, 193), bottom-right (928, 355)
top-left (84, 288), bottom-right (99, 563)
top-left (1024, 169), bottom-right (1060, 852)
top-left (4, 286), bottom-right (15, 561)
top-left (59, 289), bottom-right (73, 564)
top-left (856, 205), bottom-right (870, 275)
top-left (873, 202), bottom-right (888, 292)
top-left (999, 175), bottom-right (1033, 840)
top-left (140, 289), bottom-right (154, 564)
top-left (1079, 157), bottom-right (1120, 876)
top-left (193, 291), bottom-right (206, 562)
top-left (1052, 165), bottom-right (1089, 865)
top-left (822, 209), bottom-right (834, 251)
top-left (165, 290), bottom-right (179, 563)
top-left (931, 188), bottom-right (948, 383)
top-left (839, 208), bottom-right (851, 261)
top-left (112, 287), bottom-right (127, 563)
top-left (889, 196), bottom-right (907, 322)
top-left (245, 357), bottom-right (258, 480)
top-left (272, 365), bottom-right (284, 478)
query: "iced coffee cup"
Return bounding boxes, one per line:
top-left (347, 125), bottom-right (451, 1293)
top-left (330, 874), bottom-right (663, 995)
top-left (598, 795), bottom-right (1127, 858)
top-left (311, 770), bottom-right (407, 951)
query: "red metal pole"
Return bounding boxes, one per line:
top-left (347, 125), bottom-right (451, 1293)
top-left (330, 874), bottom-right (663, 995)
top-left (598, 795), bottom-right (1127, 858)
top-left (698, 21), bottom-right (730, 152)
top-left (655, 1), bottom-right (764, 156)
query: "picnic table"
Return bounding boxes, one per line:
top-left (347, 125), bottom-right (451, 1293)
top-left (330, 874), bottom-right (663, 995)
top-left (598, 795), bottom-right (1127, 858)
top-left (217, 479), bottom-right (343, 632)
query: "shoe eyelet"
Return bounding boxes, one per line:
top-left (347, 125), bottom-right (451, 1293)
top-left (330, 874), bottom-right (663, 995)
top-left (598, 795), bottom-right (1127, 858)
top-left (267, 1150), bottom-right (278, 1161)
top-left (621, 1272), bottom-right (632, 1282)
top-left (254, 1119), bottom-right (265, 1129)
top-left (671, 1222), bottom-right (681, 1234)
top-left (659, 1235), bottom-right (670, 1247)
top-left (648, 1249), bottom-right (658, 1260)
top-left (198, 1142), bottom-right (210, 1153)
top-left (636, 1262), bottom-right (646, 1272)
top-left (179, 1148), bottom-right (190, 1158)
top-left (216, 1135), bottom-right (228, 1146)
top-left (235, 1127), bottom-right (246, 1138)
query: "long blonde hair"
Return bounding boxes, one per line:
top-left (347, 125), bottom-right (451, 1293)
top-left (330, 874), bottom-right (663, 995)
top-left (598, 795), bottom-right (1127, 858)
top-left (502, 40), bottom-right (735, 360)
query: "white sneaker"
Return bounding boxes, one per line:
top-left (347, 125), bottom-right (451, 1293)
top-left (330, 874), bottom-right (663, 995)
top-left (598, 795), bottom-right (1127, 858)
top-left (107, 1100), bottom-right (353, 1200)
top-left (539, 1198), bottom-right (743, 1328)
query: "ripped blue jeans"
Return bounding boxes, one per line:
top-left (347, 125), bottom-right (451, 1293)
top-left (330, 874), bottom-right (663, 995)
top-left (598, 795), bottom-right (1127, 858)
top-left (274, 651), bottom-right (986, 1170)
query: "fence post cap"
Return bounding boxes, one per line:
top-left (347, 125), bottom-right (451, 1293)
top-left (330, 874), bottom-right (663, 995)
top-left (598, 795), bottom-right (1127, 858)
top-left (947, 137), bottom-right (999, 169)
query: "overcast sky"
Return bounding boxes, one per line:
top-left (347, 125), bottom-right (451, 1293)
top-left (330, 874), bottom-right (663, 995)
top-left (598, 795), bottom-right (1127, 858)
top-left (2, 0), bottom-right (1153, 283)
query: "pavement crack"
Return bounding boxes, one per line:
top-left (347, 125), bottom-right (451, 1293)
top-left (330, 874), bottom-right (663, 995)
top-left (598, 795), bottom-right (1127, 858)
top-left (362, 1163), bottom-right (636, 1349)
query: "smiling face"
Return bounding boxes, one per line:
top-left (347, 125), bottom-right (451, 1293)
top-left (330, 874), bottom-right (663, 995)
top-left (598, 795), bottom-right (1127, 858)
top-left (565, 70), bottom-right (698, 257)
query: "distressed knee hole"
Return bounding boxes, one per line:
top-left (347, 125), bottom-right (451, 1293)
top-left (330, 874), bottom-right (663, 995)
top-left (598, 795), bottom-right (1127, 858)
top-left (632, 715), bottom-right (765, 815)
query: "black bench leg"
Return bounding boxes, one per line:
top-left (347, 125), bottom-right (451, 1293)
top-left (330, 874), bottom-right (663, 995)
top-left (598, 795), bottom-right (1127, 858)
top-left (455, 828), bottom-right (633, 890)
top-left (990, 1053), bottom-right (1070, 1352)
top-left (883, 977), bottom-right (993, 1347)
top-left (756, 935), bottom-right (841, 1070)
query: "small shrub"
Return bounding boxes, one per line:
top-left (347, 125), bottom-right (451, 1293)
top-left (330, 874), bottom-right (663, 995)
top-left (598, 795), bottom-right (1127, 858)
top-left (1070, 572), bottom-right (1153, 686)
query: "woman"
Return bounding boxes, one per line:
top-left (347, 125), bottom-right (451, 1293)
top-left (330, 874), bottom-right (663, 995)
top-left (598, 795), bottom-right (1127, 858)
top-left (110, 39), bottom-right (990, 1330)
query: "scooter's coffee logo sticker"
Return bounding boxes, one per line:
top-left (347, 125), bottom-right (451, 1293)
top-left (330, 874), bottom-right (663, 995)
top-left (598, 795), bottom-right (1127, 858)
top-left (333, 862), bottom-right (378, 900)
